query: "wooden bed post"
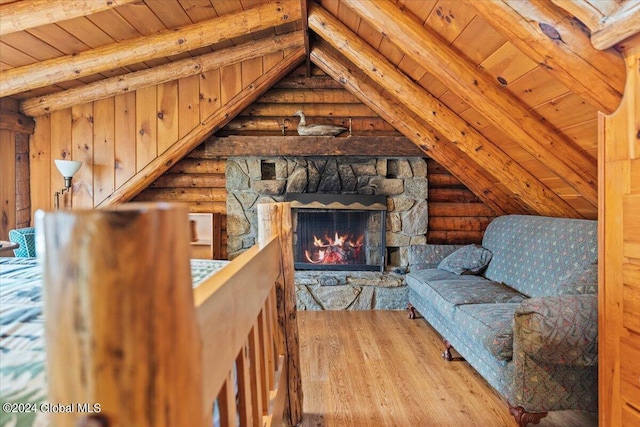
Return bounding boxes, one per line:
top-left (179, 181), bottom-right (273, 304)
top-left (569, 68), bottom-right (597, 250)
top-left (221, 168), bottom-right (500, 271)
top-left (257, 202), bottom-right (303, 426)
top-left (37, 203), bottom-right (204, 427)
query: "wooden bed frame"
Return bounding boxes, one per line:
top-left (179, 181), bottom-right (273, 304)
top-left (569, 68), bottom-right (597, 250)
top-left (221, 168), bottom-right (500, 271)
top-left (37, 202), bottom-right (302, 427)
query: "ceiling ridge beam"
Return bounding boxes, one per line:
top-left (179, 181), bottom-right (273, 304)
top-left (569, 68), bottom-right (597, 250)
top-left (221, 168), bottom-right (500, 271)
top-left (20, 31), bottom-right (305, 116)
top-left (97, 48), bottom-right (305, 207)
top-left (339, 0), bottom-right (597, 208)
top-left (0, 0), bottom-right (138, 37)
top-left (0, 0), bottom-right (301, 98)
top-left (311, 44), bottom-right (526, 216)
top-left (309, 4), bottom-right (583, 218)
top-left (468, 0), bottom-right (624, 114)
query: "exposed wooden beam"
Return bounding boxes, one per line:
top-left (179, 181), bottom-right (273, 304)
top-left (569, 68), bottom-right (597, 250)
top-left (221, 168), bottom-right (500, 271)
top-left (310, 44), bottom-right (527, 217)
top-left (550, 0), bottom-right (640, 49)
top-left (0, 0), bottom-right (137, 36)
top-left (591, 2), bottom-right (640, 49)
top-left (0, 0), bottom-right (301, 98)
top-left (205, 135), bottom-right (424, 157)
top-left (97, 48), bottom-right (305, 207)
top-left (339, 0), bottom-right (598, 208)
top-left (309, 5), bottom-right (583, 218)
top-left (20, 32), bottom-right (305, 116)
top-left (469, 0), bottom-right (625, 114)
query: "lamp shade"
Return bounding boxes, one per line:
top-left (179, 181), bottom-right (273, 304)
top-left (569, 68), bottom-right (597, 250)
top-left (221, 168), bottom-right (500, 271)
top-left (54, 160), bottom-right (82, 178)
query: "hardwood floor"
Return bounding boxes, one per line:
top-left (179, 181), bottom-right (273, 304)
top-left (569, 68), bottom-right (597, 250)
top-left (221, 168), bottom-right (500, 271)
top-left (298, 310), bottom-right (598, 427)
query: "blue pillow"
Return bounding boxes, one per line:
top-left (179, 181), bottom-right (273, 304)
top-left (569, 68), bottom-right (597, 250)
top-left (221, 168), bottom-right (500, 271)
top-left (437, 244), bottom-right (493, 275)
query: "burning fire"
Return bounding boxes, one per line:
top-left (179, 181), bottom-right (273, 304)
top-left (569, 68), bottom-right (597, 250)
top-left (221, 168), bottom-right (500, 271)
top-left (304, 232), bottom-right (364, 264)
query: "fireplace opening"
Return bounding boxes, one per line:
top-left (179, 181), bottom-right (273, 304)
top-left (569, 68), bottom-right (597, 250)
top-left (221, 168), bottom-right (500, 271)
top-left (287, 194), bottom-right (386, 272)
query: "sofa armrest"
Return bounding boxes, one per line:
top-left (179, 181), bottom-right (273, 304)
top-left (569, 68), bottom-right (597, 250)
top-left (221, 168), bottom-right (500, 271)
top-left (514, 294), bottom-right (598, 366)
top-left (408, 244), bottom-right (465, 271)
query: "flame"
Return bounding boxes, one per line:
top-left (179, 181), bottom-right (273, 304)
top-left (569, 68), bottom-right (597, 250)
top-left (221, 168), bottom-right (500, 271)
top-left (303, 231), bottom-right (364, 264)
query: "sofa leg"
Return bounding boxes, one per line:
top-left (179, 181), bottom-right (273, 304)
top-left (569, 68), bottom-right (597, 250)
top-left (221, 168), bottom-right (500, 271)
top-left (508, 404), bottom-right (548, 427)
top-left (407, 303), bottom-right (416, 319)
top-left (442, 339), bottom-right (453, 361)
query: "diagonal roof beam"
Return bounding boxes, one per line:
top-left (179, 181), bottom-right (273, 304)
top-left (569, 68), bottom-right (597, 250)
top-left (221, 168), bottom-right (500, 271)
top-left (308, 3), bottom-right (583, 218)
top-left (0, 0), bottom-right (138, 37)
top-left (311, 44), bottom-right (526, 216)
top-left (469, 0), bottom-right (625, 114)
top-left (0, 0), bottom-right (301, 98)
top-left (340, 0), bottom-right (598, 208)
top-left (20, 31), bottom-right (305, 116)
top-left (97, 48), bottom-right (305, 207)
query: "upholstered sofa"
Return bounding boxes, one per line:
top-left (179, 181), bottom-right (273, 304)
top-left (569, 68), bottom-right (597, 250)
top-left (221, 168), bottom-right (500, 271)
top-left (406, 215), bottom-right (598, 426)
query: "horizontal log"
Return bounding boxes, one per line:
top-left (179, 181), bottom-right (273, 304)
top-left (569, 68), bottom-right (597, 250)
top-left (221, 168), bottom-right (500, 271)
top-left (224, 116), bottom-right (397, 133)
top-left (274, 76), bottom-right (344, 89)
top-left (169, 158), bottom-right (226, 174)
top-left (241, 103), bottom-right (375, 117)
top-left (429, 216), bottom-right (494, 232)
top-left (134, 188), bottom-right (227, 202)
top-left (429, 188), bottom-right (481, 203)
top-left (204, 135), bottom-right (425, 157)
top-left (0, 109), bottom-right (35, 133)
top-left (258, 89), bottom-right (360, 104)
top-left (427, 231), bottom-right (485, 245)
top-left (428, 174), bottom-right (464, 188)
top-left (188, 202), bottom-right (227, 214)
top-left (149, 173), bottom-right (226, 188)
top-left (429, 202), bottom-right (496, 217)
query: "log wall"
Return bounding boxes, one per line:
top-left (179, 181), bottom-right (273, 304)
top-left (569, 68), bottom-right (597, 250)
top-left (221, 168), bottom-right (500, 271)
top-left (427, 159), bottom-right (497, 244)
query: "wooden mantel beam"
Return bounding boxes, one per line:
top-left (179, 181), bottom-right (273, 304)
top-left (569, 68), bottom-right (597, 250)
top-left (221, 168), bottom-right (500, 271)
top-left (0, 0), bottom-right (138, 36)
top-left (311, 44), bottom-right (526, 216)
top-left (309, 4), bottom-right (582, 218)
top-left (97, 48), bottom-right (305, 207)
top-left (0, 0), bottom-right (301, 98)
top-left (20, 31), bottom-right (305, 116)
top-left (469, 0), bottom-right (625, 114)
top-left (339, 0), bottom-right (598, 208)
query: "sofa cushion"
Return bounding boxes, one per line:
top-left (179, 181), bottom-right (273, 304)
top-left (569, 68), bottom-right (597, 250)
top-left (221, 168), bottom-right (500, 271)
top-left (556, 262), bottom-right (598, 295)
top-left (406, 275), bottom-right (526, 320)
top-left (437, 244), bottom-right (493, 275)
top-left (455, 303), bottom-right (519, 362)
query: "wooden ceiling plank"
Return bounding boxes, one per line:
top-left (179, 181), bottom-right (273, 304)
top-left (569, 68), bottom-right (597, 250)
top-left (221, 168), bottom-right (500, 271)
top-left (340, 0), bottom-right (598, 208)
top-left (20, 31), bottom-right (305, 116)
top-left (0, 0), bottom-right (301, 98)
top-left (309, 4), bottom-right (584, 218)
top-left (469, 0), bottom-right (624, 114)
top-left (310, 44), bottom-right (526, 217)
top-left (97, 47), bottom-right (305, 207)
top-left (0, 0), bottom-right (138, 37)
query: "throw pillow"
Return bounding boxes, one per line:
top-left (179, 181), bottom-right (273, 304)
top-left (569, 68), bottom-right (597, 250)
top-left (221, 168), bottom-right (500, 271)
top-left (557, 262), bottom-right (598, 295)
top-left (437, 244), bottom-right (493, 275)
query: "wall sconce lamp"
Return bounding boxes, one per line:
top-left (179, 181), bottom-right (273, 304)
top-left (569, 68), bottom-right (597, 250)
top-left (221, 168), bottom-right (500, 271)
top-left (54, 159), bottom-right (82, 210)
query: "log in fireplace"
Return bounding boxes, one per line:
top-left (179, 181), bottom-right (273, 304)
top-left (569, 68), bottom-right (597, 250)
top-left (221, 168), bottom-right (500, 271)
top-left (286, 194), bottom-right (386, 272)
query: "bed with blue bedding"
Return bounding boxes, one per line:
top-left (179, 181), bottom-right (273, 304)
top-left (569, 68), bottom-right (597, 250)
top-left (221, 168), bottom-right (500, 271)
top-left (0, 257), bottom-right (229, 427)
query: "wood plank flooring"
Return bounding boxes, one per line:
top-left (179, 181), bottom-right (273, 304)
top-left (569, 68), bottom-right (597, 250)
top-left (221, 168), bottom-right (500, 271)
top-left (298, 310), bottom-right (598, 427)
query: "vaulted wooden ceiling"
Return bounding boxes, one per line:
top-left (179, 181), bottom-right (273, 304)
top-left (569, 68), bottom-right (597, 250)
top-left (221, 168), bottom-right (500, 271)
top-left (2, 0), bottom-right (639, 220)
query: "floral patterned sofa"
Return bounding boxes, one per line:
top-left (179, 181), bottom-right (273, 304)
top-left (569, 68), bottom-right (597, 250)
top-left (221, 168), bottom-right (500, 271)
top-left (406, 215), bottom-right (598, 426)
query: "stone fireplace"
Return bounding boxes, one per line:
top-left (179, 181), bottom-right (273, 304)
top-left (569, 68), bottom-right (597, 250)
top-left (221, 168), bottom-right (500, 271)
top-left (225, 156), bottom-right (428, 310)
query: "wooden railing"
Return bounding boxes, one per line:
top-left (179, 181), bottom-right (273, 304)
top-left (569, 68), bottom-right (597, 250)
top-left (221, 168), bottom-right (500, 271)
top-left (39, 202), bottom-right (301, 427)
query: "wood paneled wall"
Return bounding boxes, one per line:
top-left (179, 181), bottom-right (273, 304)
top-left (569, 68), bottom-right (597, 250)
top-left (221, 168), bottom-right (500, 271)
top-left (28, 52), bottom-right (288, 216)
top-left (599, 36), bottom-right (640, 427)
